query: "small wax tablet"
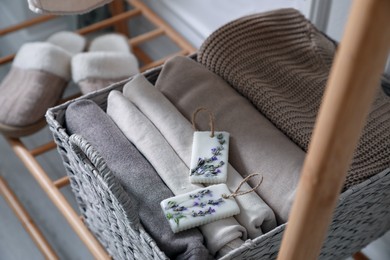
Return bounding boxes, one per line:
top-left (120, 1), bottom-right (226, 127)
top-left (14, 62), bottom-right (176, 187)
top-left (161, 184), bottom-right (240, 233)
top-left (189, 131), bottom-right (229, 184)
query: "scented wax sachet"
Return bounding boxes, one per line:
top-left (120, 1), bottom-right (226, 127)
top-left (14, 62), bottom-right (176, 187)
top-left (189, 131), bottom-right (229, 184)
top-left (161, 184), bottom-right (240, 233)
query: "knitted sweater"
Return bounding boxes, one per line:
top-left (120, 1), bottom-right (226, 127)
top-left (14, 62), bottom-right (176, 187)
top-left (198, 8), bottom-right (390, 189)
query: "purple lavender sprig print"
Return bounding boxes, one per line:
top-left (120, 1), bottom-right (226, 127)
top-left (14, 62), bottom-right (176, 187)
top-left (190, 133), bottom-right (226, 177)
top-left (164, 190), bottom-right (225, 226)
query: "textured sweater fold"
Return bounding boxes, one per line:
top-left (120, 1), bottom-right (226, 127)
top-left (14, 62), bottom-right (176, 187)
top-left (198, 8), bottom-right (390, 189)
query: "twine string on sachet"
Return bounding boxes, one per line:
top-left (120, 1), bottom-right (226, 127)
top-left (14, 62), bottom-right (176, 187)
top-left (191, 107), bottom-right (216, 137)
top-left (222, 173), bottom-right (264, 199)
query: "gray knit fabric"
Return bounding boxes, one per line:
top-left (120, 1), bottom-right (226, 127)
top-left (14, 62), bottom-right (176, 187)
top-left (65, 100), bottom-right (210, 260)
top-left (198, 8), bottom-right (390, 189)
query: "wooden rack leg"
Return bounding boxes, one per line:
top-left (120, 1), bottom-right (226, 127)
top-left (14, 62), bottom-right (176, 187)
top-left (128, 0), bottom-right (196, 53)
top-left (29, 141), bottom-right (57, 157)
top-left (278, 0), bottom-right (390, 259)
top-left (109, 0), bottom-right (130, 37)
top-left (353, 251), bottom-right (369, 260)
top-left (77, 8), bottom-right (141, 35)
top-left (0, 176), bottom-right (58, 260)
top-left (53, 176), bottom-right (70, 189)
top-left (6, 138), bottom-right (110, 260)
top-left (0, 15), bottom-right (56, 36)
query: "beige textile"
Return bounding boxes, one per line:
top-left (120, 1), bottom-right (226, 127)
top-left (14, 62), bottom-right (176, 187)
top-left (198, 8), bottom-right (390, 189)
top-left (156, 56), bottom-right (305, 224)
top-left (106, 90), bottom-right (246, 255)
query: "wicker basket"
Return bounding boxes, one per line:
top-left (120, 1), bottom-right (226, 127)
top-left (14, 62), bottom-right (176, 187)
top-left (46, 66), bottom-right (390, 260)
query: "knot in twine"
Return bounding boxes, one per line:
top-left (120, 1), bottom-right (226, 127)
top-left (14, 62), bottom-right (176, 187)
top-left (191, 107), bottom-right (216, 137)
top-left (222, 174), bottom-right (263, 199)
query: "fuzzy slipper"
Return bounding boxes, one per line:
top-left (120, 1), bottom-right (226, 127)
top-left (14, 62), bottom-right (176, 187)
top-left (72, 33), bottom-right (139, 95)
top-left (47, 31), bottom-right (87, 56)
top-left (28, 0), bottom-right (112, 15)
top-left (0, 32), bottom-right (86, 137)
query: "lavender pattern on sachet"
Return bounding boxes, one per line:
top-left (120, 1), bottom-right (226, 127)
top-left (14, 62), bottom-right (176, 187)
top-left (164, 189), bottom-right (225, 225)
top-left (190, 133), bottom-right (226, 177)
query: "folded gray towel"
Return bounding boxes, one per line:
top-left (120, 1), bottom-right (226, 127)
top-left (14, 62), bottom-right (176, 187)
top-left (65, 99), bottom-right (210, 260)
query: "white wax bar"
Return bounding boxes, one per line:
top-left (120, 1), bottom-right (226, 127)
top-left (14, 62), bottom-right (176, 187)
top-left (161, 184), bottom-right (240, 233)
top-left (189, 131), bottom-right (229, 184)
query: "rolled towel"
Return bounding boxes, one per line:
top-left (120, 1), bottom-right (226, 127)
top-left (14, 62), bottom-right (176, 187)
top-left (72, 33), bottom-right (139, 95)
top-left (123, 74), bottom-right (277, 237)
top-left (155, 56), bottom-right (306, 224)
top-left (198, 8), bottom-right (390, 189)
top-left (107, 90), bottom-right (247, 256)
top-left (65, 100), bottom-right (210, 260)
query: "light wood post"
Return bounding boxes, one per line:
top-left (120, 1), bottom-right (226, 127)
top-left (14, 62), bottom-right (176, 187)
top-left (109, 0), bottom-right (130, 37)
top-left (7, 138), bottom-right (110, 260)
top-left (278, 0), bottom-right (390, 259)
top-left (128, 0), bottom-right (196, 53)
top-left (0, 177), bottom-right (59, 260)
top-left (77, 9), bottom-right (141, 35)
top-left (0, 15), bottom-right (56, 36)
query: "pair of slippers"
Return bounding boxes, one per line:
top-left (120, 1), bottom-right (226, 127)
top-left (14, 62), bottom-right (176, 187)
top-left (0, 31), bottom-right (138, 137)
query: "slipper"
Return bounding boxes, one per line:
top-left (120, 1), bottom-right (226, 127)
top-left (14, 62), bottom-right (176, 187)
top-left (71, 33), bottom-right (139, 95)
top-left (28, 0), bottom-right (112, 15)
top-left (47, 31), bottom-right (87, 56)
top-left (0, 32), bottom-right (86, 137)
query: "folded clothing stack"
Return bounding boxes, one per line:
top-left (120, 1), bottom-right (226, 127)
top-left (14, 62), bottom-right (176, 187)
top-left (156, 56), bottom-right (305, 224)
top-left (63, 7), bottom-right (390, 259)
top-left (121, 74), bottom-right (277, 236)
top-left (66, 100), bottom-right (211, 260)
top-left (106, 89), bottom-right (247, 256)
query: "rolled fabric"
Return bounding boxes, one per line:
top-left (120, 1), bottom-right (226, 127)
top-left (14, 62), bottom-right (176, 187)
top-left (123, 74), bottom-right (277, 236)
top-left (107, 90), bottom-right (246, 255)
top-left (155, 56), bottom-right (306, 224)
top-left (65, 100), bottom-right (210, 260)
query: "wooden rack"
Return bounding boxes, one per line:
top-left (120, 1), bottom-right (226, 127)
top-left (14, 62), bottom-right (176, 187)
top-left (278, 0), bottom-right (390, 259)
top-left (0, 0), bottom-right (195, 258)
top-left (1, 0), bottom-right (388, 259)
